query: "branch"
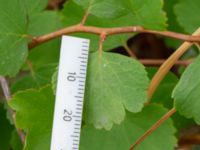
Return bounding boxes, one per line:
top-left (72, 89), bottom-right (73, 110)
top-left (80, 8), bottom-right (90, 25)
top-left (123, 43), bottom-right (137, 58)
top-left (129, 107), bottom-right (176, 150)
top-left (195, 42), bottom-right (200, 51)
top-left (0, 76), bottom-right (25, 144)
top-left (0, 76), bottom-right (11, 100)
top-left (140, 59), bottom-right (192, 66)
top-left (28, 25), bottom-right (200, 49)
top-left (148, 28), bottom-right (200, 100)
top-left (179, 134), bottom-right (200, 145)
top-left (98, 32), bottom-right (107, 59)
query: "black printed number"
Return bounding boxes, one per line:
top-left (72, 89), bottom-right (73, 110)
top-left (67, 72), bottom-right (76, 82)
top-left (63, 109), bottom-right (73, 122)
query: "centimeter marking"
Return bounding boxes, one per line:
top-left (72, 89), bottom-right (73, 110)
top-left (51, 36), bottom-right (90, 150)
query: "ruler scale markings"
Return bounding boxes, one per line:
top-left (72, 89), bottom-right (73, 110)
top-left (80, 64), bottom-right (87, 67)
top-left (78, 56), bottom-right (87, 59)
top-left (77, 92), bottom-right (84, 94)
top-left (81, 60), bottom-right (87, 63)
top-left (77, 100), bottom-right (83, 102)
top-left (75, 112), bottom-right (82, 115)
top-left (51, 36), bottom-right (90, 150)
top-left (76, 76), bottom-right (85, 79)
top-left (78, 88), bottom-right (84, 91)
top-left (79, 72), bottom-right (86, 75)
top-left (81, 53), bottom-right (88, 56)
top-left (82, 45), bottom-right (89, 48)
top-left (80, 69), bottom-right (86, 72)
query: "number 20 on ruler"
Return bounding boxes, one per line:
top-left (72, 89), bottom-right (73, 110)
top-left (51, 36), bottom-right (90, 150)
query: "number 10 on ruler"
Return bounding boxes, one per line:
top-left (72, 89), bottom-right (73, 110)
top-left (51, 36), bottom-right (90, 150)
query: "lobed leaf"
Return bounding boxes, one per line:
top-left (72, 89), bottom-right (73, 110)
top-left (9, 86), bottom-right (55, 150)
top-left (0, 0), bottom-right (51, 76)
top-left (23, 0), bottom-right (48, 14)
top-left (174, 0), bottom-right (200, 33)
top-left (172, 56), bottom-right (200, 124)
top-left (121, 0), bottom-right (167, 30)
top-left (0, 0), bottom-right (28, 76)
top-left (73, 0), bottom-right (127, 19)
top-left (28, 11), bottom-right (62, 69)
top-left (80, 104), bottom-right (177, 150)
top-left (84, 52), bottom-right (149, 129)
top-left (11, 64), bottom-right (57, 93)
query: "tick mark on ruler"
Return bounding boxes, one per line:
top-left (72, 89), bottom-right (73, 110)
top-left (82, 45), bottom-right (89, 48)
top-left (75, 111), bottom-right (82, 114)
top-left (81, 60), bottom-right (87, 63)
top-left (73, 115), bottom-right (81, 118)
top-left (73, 132), bottom-right (80, 135)
top-left (75, 96), bottom-right (83, 98)
top-left (77, 100), bottom-right (83, 103)
top-left (78, 84), bottom-right (84, 87)
top-left (81, 53), bottom-right (88, 56)
top-left (82, 41), bottom-right (89, 44)
top-left (71, 135), bottom-right (79, 138)
top-left (80, 64), bottom-right (87, 67)
top-left (78, 92), bottom-right (84, 94)
top-left (79, 72), bottom-right (86, 75)
top-left (74, 123), bottom-right (81, 126)
top-left (78, 56), bottom-right (87, 59)
top-left (76, 107), bottom-right (82, 110)
top-left (76, 76), bottom-right (85, 79)
top-left (76, 104), bottom-right (83, 107)
top-left (80, 69), bottom-right (86, 72)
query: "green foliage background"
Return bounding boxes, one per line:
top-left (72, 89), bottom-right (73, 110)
top-left (0, 0), bottom-right (200, 149)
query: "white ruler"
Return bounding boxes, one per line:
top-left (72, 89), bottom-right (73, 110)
top-left (51, 36), bottom-right (90, 150)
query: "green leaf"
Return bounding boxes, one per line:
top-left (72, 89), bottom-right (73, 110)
top-left (84, 52), bottom-right (149, 130)
top-left (0, 103), bottom-right (13, 150)
top-left (174, 0), bottom-right (200, 33)
top-left (28, 11), bottom-right (61, 36)
top-left (11, 64), bottom-right (57, 93)
top-left (23, 0), bottom-right (48, 14)
top-left (0, 0), bottom-right (50, 76)
top-left (164, 0), bottom-right (181, 32)
top-left (61, 1), bottom-right (85, 26)
top-left (9, 86), bottom-right (55, 150)
top-left (0, 0), bottom-right (28, 76)
top-left (80, 104), bottom-right (177, 150)
top-left (172, 56), bottom-right (200, 124)
top-left (10, 130), bottom-right (23, 150)
top-left (73, 0), bottom-right (127, 19)
top-left (28, 11), bottom-right (62, 69)
top-left (72, 0), bottom-right (167, 30)
top-left (121, 0), bottom-right (167, 30)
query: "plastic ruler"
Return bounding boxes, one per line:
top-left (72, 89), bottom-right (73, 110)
top-left (51, 36), bottom-right (90, 150)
